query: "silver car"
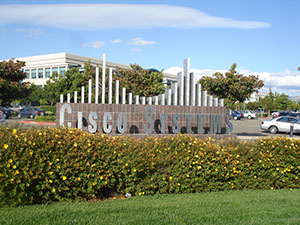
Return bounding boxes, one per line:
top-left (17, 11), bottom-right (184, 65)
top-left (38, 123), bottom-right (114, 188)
top-left (261, 116), bottom-right (300, 134)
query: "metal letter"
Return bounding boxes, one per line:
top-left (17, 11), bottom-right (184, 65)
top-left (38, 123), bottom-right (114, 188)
top-left (210, 115), bottom-right (222, 134)
top-left (143, 105), bottom-right (154, 133)
top-left (226, 115), bottom-right (233, 134)
top-left (185, 114), bottom-right (193, 133)
top-left (88, 112), bottom-right (98, 133)
top-left (172, 114), bottom-right (181, 134)
top-left (117, 113), bottom-right (127, 134)
top-left (103, 112), bottom-right (112, 133)
top-left (197, 114), bottom-right (205, 134)
top-left (159, 113), bottom-right (168, 134)
top-left (59, 103), bottom-right (72, 128)
top-left (77, 111), bottom-right (83, 130)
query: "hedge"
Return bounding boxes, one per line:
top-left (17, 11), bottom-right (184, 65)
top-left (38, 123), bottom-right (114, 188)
top-left (0, 127), bottom-right (299, 206)
top-left (40, 106), bottom-right (56, 115)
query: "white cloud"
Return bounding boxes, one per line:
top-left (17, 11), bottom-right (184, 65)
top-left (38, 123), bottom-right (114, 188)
top-left (110, 38), bottom-right (122, 43)
top-left (92, 40), bottom-right (105, 48)
top-left (0, 4), bottom-right (271, 30)
top-left (165, 66), bottom-right (300, 96)
top-left (28, 28), bottom-right (42, 37)
top-left (15, 27), bottom-right (42, 37)
top-left (83, 41), bottom-right (105, 48)
top-left (130, 37), bottom-right (155, 46)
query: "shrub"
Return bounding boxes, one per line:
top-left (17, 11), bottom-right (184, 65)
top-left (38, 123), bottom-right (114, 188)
top-left (34, 116), bottom-right (56, 122)
top-left (40, 106), bottom-right (56, 115)
top-left (0, 127), bottom-right (299, 206)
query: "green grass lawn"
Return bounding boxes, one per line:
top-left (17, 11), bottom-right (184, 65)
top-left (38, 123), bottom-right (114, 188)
top-left (1, 189), bottom-right (299, 225)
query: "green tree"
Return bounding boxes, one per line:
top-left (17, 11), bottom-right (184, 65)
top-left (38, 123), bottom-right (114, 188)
top-left (21, 84), bottom-right (47, 106)
top-left (258, 89), bottom-right (276, 115)
top-left (114, 64), bottom-right (165, 97)
top-left (198, 63), bottom-right (264, 109)
top-left (44, 68), bottom-right (90, 105)
top-left (0, 59), bottom-right (31, 106)
top-left (246, 101), bottom-right (259, 110)
top-left (274, 92), bottom-right (292, 111)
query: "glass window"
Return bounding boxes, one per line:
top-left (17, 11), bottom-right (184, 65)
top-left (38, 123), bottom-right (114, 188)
top-left (60, 67), bottom-right (66, 75)
top-left (38, 68), bottom-right (43, 78)
top-left (45, 68), bottom-right (51, 78)
top-left (277, 117), bottom-right (289, 122)
top-left (52, 67), bottom-right (58, 77)
top-left (31, 69), bottom-right (36, 79)
top-left (25, 69), bottom-right (30, 79)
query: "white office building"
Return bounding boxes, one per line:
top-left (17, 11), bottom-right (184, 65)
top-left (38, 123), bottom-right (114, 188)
top-left (12, 52), bottom-right (176, 87)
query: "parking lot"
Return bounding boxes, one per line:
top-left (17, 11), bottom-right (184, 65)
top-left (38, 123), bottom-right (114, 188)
top-left (231, 117), bottom-right (300, 139)
top-left (3, 117), bottom-right (300, 139)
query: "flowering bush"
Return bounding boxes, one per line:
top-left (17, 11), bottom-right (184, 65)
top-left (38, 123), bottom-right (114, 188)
top-left (0, 127), bottom-right (299, 206)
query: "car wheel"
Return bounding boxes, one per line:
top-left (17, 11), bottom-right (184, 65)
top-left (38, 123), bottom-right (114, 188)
top-left (17, 114), bottom-right (22, 119)
top-left (233, 116), bottom-right (238, 120)
top-left (269, 126), bottom-right (278, 134)
top-left (30, 114), bottom-right (34, 119)
top-left (247, 115), bottom-right (252, 119)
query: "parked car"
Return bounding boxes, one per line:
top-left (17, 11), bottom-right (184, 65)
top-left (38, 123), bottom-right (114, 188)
top-left (260, 116), bottom-right (300, 134)
top-left (289, 113), bottom-right (300, 119)
top-left (18, 107), bottom-right (46, 119)
top-left (10, 105), bottom-right (27, 112)
top-left (226, 110), bottom-right (243, 120)
top-left (243, 110), bottom-right (258, 119)
top-left (0, 106), bottom-right (13, 119)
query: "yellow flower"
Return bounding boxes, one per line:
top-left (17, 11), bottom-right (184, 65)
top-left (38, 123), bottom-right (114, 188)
top-left (12, 129), bottom-right (17, 134)
top-left (10, 178), bottom-right (14, 182)
top-left (49, 180), bottom-right (53, 183)
top-left (125, 163), bottom-right (128, 167)
top-left (169, 176), bottom-right (173, 180)
top-left (4, 144), bottom-right (8, 149)
top-left (74, 143), bottom-right (77, 147)
top-left (49, 171), bottom-right (53, 175)
top-left (62, 176), bottom-right (67, 180)
top-left (133, 169), bottom-right (137, 172)
top-left (8, 159), bottom-right (13, 163)
top-left (26, 183), bottom-right (30, 187)
top-left (13, 165), bottom-right (17, 169)
top-left (100, 176), bottom-right (103, 180)
top-left (39, 132), bottom-right (42, 136)
top-left (52, 188), bottom-right (56, 192)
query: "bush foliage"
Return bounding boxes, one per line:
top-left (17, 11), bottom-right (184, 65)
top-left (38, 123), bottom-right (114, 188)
top-left (0, 127), bottom-right (299, 206)
top-left (34, 115), bottom-right (56, 122)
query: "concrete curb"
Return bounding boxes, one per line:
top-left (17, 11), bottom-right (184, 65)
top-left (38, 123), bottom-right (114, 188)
top-left (21, 121), bottom-right (56, 126)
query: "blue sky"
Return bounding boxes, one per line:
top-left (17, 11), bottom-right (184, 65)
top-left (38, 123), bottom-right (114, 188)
top-left (1, 0), bottom-right (300, 96)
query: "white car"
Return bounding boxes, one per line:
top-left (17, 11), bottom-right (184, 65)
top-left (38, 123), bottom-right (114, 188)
top-left (243, 110), bottom-right (258, 119)
top-left (260, 116), bottom-right (300, 134)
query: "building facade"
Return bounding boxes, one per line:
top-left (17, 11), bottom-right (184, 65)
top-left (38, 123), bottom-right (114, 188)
top-left (13, 53), bottom-right (176, 87)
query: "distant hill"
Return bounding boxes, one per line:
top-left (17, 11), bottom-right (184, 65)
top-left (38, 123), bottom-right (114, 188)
top-left (290, 96), bottom-right (300, 103)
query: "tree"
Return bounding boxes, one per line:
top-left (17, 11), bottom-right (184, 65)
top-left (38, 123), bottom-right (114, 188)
top-left (44, 67), bottom-right (90, 105)
top-left (274, 92), bottom-right (293, 111)
top-left (114, 64), bottom-right (165, 97)
top-left (0, 59), bottom-right (31, 106)
top-left (20, 84), bottom-right (47, 106)
top-left (198, 63), bottom-right (264, 109)
top-left (246, 101), bottom-right (259, 110)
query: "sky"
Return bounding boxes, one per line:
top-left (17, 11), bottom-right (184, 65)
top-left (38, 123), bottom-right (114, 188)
top-left (0, 0), bottom-right (299, 96)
